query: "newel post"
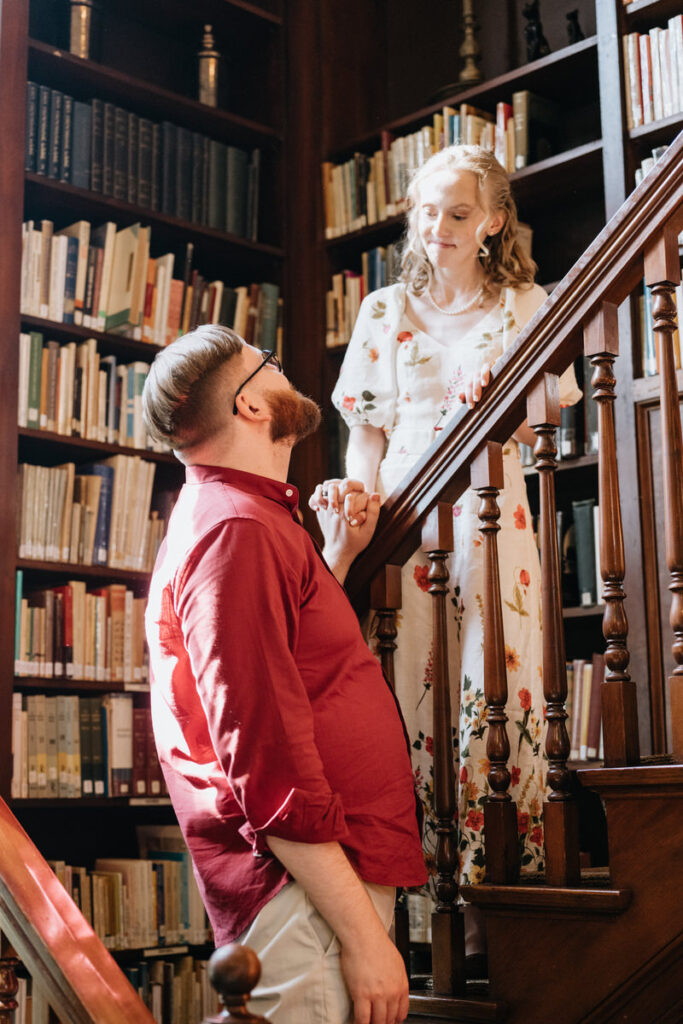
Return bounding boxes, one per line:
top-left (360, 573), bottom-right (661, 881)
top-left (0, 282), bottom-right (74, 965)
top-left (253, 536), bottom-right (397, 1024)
top-left (0, 934), bottom-right (18, 1024)
top-left (203, 944), bottom-right (268, 1023)
top-left (421, 503), bottom-right (466, 996)
top-left (644, 232), bottom-right (683, 760)
top-left (470, 441), bottom-right (520, 885)
top-left (527, 372), bottom-right (580, 885)
top-left (370, 564), bottom-right (402, 691)
top-left (584, 301), bottom-right (639, 767)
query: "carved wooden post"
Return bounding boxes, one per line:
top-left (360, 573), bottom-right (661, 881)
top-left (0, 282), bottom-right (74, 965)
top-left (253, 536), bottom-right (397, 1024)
top-left (470, 441), bottom-right (520, 885)
top-left (370, 564), bottom-right (402, 690)
top-left (370, 563), bottom-right (410, 975)
top-left (203, 944), bottom-right (268, 1023)
top-left (0, 934), bottom-right (18, 1024)
top-left (528, 373), bottom-right (580, 885)
top-left (421, 503), bottom-right (465, 996)
top-left (645, 232), bottom-right (683, 759)
top-left (584, 302), bottom-right (640, 767)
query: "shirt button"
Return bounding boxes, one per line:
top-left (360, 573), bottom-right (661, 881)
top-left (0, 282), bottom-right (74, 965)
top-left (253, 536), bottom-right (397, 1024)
top-left (285, 488), bottom-right (293, 497)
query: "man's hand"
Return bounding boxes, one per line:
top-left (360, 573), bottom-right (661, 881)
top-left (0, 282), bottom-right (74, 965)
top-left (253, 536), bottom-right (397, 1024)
top-left (342, 934), bottom-right (409, 1024)
top-left (317, 490), bottom-right (381, 584)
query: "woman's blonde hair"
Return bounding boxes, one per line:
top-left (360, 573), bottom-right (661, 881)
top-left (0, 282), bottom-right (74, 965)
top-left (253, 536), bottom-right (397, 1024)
top-left (400, 144), bottom-right (537, 294)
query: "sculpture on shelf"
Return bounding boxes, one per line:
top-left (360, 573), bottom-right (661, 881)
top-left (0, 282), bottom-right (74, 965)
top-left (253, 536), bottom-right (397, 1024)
top-left (522, 0), bottom-right (551, 62)
top-left (69, 0), bottom-right (99, 60)
top-left (566, 9), bottom-right (585, 44)
top-left (458, 0), bottom-right (482, 86)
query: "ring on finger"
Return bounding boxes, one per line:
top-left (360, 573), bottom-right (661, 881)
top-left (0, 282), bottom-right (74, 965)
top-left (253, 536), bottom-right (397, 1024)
top-left (321, 488), bottom-right (328, 497)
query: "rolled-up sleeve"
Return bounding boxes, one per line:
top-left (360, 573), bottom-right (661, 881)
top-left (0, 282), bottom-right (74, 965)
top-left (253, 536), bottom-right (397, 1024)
top-left (174, 517), bottom-right (350, 854)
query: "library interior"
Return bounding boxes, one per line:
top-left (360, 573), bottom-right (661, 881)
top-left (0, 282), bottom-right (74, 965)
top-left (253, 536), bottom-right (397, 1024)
top-left (0, 0), bottom-right (682, 1021)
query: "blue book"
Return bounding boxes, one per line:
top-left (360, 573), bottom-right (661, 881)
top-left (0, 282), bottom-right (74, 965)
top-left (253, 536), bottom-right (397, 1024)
top-left (47, 89), bottom-right (63, 179)
top-left (226, 145), bottom-right (248, 237)
top-left (36, 84), bottom-right (51, 175)
top-left (62, 235), bottom-right (79, 323)
top-left (71, 100), bottom-right (92, 190)
top-left (90, 98), bottom-right (104, 192)
top-left (59, 94), bottom-right (74, 182)
top-left (161, 121), bottom-right (178, 216)
top-left (79, 463), bottom-right (114, 565)
top-left (25, 81), bottom-right (38, 172)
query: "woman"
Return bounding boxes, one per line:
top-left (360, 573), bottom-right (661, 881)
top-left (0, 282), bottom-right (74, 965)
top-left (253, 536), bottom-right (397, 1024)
top-left (311, 145), bottom-right (581, 961)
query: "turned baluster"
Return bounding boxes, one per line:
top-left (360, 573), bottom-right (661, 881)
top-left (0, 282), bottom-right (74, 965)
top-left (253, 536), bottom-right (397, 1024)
top-left (528, 373), bottom-right (580, 885)
top-left (370, 563), bottom-right (411, 975)
top-left (421, 503), bottom-right (466, 996)
top-left (470, 441), bottom-right (520, 885)
top-left (584, 301), bottom-right (640, 767)
top-left (202, 944), bottom-right (267, 1023)
top-left (0, 934), bottom-right (18, 1024)
top-left (645, 232), bottom-right (683, 759)
top-left (370, 564), bottom-right (402, 691)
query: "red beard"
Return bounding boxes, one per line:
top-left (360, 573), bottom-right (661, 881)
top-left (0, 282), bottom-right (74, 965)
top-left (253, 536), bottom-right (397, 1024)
top-left (266, 387), bottom-right (321, 444)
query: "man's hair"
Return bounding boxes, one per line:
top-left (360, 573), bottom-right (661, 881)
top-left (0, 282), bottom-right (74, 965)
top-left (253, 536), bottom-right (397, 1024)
top-left (142, 324), bottom-right (244, 449)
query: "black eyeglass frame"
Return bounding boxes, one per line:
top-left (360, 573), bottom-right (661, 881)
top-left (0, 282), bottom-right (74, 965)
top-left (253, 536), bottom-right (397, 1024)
top-left (232, 350), bottom-right (282, 415)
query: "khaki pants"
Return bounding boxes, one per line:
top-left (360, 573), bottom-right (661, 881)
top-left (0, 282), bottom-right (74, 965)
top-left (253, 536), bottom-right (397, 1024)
top-left (236, 880), bottom-right (396, 1023)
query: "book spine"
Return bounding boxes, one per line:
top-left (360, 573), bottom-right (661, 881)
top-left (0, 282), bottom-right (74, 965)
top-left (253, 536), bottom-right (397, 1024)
top-left (137, 118), bottom-right (153, 208)
top-left (90, 98), bottom-right (104, 192)
top-left (47, 89), bottom-right (63, 179)
top-left (59, 94), bottom-right (74, 183)
top-left (71, 100), bottom-right (92, 190)
top-left (176, 127), bottom-right (192, 223)
top-left (161, 122), bottom-right (178, 217)
top-left (113, 107), bottom-right (128, 201)
top-left (25, 81), bottom-right (39, 172)
top-left (127, 111), bottom-right (139, 206)
top-left (37, 85), bottom-right (51, 176)
top-left (151, 123), bottom-right (162, 211)
top-left (102, 102), bottom-right (116, 196)
top-left (572, 498), bottom-right (597, 606)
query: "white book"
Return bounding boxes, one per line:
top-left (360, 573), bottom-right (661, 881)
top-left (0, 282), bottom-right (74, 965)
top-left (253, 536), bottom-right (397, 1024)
top-left (98, 368), bottom-right (107, 442)
top-left (153, 253), bottom-right (175, 347)
top-left (93, 221), bottom-right (118, 329)
top-left (594, 503), bottom-right (604, 603)
top-left (20, 220), bottom-right (32, 314)
top-left (650, 28), bottom-right (664, 121)
top-left (669, 15), bottom-right (683, 110)
top-left (29, 226), bottom-right (43, 316)
top-left (18, 332), bottom-right (31, 428)
top-left (48, 233), bottom-right (68, 323)
top-left (658, 29), bottom-right (674, 119)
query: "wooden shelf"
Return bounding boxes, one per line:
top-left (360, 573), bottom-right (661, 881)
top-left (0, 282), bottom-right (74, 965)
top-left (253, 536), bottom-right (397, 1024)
top-left (16, 558), bottom-right (150, 583)
top-left (329, 36), bottom-right (599, 159)
top-left (11, 797), bottom-right (169, 808)
top-left (24, 174), bottom-right (284, 271)
top-left (523, 453), bottom-right (599, 476)
top-left (324, 213), bottom-right (405, 250)
top-left (18, 427), bottom-right (177, 465)
top-left (631, 367), bottom-right (683, 402)
top-left (623, 0), bottom-right (683, 29)
top-left (27, 39), bottom-right (282, 148)
top-left (563, 604), bottom-right (605, 619)
top-left (629, 112), bottom-right (683, 150)
top-left (20, 315), bottom-right (164, 360)
top-left (13, 676), bottom-right (142, 694)
top-left (17, 427), bottom-right (177, 465)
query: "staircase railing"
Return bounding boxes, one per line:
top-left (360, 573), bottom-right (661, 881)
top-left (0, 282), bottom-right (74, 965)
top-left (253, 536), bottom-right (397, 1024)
top-left (344, 130), bottom-right (683, 1000)
top-left (0, 796), bottom-right (156, 1024)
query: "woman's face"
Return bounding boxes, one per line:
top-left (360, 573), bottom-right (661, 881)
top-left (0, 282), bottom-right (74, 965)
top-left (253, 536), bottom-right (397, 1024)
top-left (417, 168), bottom-right (501, 273)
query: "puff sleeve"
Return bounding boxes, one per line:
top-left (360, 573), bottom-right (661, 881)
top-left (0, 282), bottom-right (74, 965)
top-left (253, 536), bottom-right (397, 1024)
top-left (331, 285), bottom-right (403, 433)
top-left (503, 284), bottom-right (582, 409)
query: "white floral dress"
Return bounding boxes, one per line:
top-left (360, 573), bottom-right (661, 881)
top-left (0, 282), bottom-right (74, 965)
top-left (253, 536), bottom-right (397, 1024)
top-left (331, 282), bottom-right (581, 887)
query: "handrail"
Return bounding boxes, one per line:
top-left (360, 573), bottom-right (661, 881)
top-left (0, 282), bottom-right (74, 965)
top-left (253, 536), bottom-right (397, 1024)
top-left (0, 797), bottom-right (156, 1024)
top-left (345, 131), bottom-right (683, 598)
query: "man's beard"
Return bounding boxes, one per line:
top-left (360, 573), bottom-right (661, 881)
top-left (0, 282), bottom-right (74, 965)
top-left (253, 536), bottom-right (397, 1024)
top-left (267, 386), bottom-right (321, 444)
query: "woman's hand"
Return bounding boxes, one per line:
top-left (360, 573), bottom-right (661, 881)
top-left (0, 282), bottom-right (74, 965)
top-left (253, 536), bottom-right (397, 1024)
top-left (457, 363), bottom-right (491, 409)
top-left (309, 478), bottom-right (370, 527)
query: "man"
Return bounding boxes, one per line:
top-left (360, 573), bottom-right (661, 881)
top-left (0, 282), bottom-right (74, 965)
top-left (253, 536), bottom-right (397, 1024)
top-left (142, 325), bottom-right (427, 1024)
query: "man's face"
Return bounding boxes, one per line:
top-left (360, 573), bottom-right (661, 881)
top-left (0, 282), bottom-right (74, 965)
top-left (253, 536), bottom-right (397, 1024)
top-left (239, 344), bottom-right (321, 444)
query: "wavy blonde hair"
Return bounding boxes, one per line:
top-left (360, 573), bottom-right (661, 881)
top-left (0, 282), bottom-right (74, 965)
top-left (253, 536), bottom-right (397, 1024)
top-left (400, 144), bottom-right (537, 294)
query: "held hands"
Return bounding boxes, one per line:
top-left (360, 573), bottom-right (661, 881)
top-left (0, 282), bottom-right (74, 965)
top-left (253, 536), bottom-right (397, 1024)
top-left (341, 930), bottom-right (410, 1024)
top-left (457, 362), bottom-right (491, 409)
top-left (308, 478), bottom-right (381, 583)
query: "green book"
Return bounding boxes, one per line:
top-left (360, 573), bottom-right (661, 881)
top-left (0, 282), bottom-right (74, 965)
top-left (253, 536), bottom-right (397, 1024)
top-left (27, 330), bottom-right (44, 429)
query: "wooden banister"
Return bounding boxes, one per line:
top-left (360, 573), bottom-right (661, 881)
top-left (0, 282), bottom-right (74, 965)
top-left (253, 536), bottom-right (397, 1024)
top-left (345, 132), bottom-right (683, 599)
top-left (0, 797), bottom-right (156, 1024)
top-left (203, 945), bottom-right (268, 1022)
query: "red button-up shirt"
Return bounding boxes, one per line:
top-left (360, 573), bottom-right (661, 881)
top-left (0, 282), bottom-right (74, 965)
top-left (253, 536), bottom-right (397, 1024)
top-left (145, 465), bottom-right (427, 944)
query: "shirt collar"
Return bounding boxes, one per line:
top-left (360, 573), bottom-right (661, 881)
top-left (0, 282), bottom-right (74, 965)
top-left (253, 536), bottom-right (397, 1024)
top-left (184, 464), bottom-right (300, 516)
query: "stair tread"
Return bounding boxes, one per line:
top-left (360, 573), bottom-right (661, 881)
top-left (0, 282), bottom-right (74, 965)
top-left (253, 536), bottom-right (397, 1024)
top-left (460, 878), bottom-right (631, 914)
top-left (408, 989), bottom-right (505, 1022)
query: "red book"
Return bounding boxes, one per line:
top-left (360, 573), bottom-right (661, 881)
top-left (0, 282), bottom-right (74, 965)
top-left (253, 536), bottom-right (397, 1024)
top-left (53, 585), bottom-right (73, 678)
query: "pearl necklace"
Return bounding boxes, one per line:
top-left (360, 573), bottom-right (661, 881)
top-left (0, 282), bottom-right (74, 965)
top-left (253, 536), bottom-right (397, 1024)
top-left (425, 283), bottom-right (485, 316)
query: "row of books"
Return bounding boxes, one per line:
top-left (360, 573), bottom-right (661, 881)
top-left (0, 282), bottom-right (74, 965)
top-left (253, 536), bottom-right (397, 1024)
top-left (25, 82), bottom-right (260, 239)
top-left (14, 576), bottom-right (150, 684)
top-left (321, 90), bottom-right (560, 239)
top-left (325, 243), bottom-right (402, 348)
top-left (20, 219), bottom-right (282, 350)
top-left (17, 456), bottom-right (162, 571)
top-left (15, 954), bottom-right (219, 1024)
top-left (10, 692), bottom-right (164, 800)
top-left (622, 16), bottom-right (683, 130)
top-left (567, 654), bottom-right (605, 762)
top-left (526, 502), bottom-right (603, 610)
top-left (18, 332), bottom-right (161, 451)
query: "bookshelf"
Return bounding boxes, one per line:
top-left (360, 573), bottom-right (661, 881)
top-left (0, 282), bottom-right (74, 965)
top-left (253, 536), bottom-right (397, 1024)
top-left (0, 0), bottom-right (286, 1014)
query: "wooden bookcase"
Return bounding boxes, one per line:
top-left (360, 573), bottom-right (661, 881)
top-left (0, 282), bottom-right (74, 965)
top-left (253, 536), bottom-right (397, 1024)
top-left (0, 0), bottom-right (286, 988)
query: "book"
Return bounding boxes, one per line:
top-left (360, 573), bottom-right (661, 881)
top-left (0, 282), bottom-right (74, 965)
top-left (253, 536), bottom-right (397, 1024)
top-left (59, 93), bottom-right (74, 182)
top-left (586, 653), bottom-right (605, 759)
top-left (71, 100), bottom-right (92, 190)
top-left (226, 146), bottom-right (248, 237)
top-left (25, 81), bottom-right (38, 172)
top-left (572, 498), bottom-right (597, 606)
top-left (512, 90), bottom-right (560, 170)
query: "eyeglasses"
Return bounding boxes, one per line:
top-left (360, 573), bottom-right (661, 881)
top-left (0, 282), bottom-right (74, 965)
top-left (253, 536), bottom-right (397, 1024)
top-left (232, 350), bottom-right (282, 415)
